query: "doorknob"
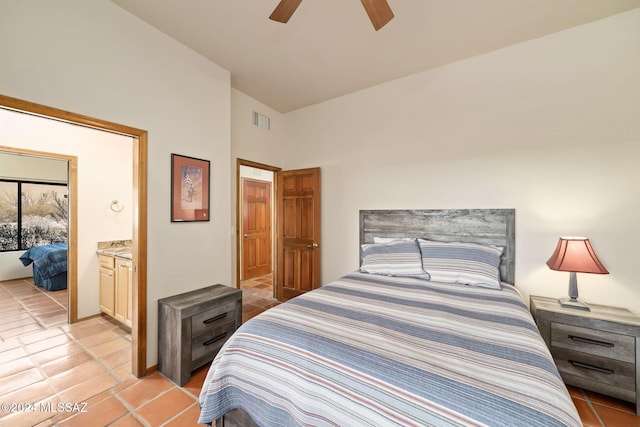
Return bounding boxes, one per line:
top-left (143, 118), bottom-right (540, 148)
top-left (243, 233), bottom-right (249, 238)
top-left (307, 243), bottom-right (319, 249)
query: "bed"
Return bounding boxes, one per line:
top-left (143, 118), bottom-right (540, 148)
top-left (19, 243), bottom-right (68, 291)
top-left (198, 209), bottom-right (581, 426)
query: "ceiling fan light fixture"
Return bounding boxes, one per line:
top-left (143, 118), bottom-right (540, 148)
top-left (360, 0), bottom-right (394, 31)
top-left (269, 0), bottom-right (394, 31)
top-left (269, 0), bottom-right (303, 24)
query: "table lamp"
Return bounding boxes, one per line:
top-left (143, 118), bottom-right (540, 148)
top-left (546, 237), bottom-right (609, 311)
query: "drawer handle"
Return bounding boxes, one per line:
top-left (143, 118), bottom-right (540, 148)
top-left (203, 313), bottom-right (227, 324)
top-left (203, 333), bottom-right (228, 346)
top-left (568, 335), bottom-right (614, 348)
top-left (569, 360), bottom-right (614, 375)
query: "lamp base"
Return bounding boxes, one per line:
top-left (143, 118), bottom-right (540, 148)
top-left (559, 297), bottom-right (590, 311)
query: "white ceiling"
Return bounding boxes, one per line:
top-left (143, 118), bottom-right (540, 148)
top-left (111, 0), bottom-right (640, 113)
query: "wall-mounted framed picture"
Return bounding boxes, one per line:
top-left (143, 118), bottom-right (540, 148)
top-left (171, 153), bottom-right (210, 222)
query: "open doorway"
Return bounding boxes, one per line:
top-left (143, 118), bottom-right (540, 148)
top-left (0, 150), bottom-right (71, 319)
top-left (236, 159), bottom-right (322, 305)
top-left (0, 150), bottom-right (71, 330)
top-left (236, 159), bottom-right (279, 316)
top-left (0, 94), bottom-right (148, 377)
top-left (240, 167), bottom-right (273, 281)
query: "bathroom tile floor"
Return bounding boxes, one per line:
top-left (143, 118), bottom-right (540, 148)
top-left (0, 275), bottom-right (637, 426)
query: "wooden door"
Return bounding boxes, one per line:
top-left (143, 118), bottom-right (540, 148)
top-left (242, 178), bottom-right (272, 280)
top-left (276, 168), bottom-right (320, 301)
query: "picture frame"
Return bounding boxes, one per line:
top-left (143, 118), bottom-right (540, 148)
top-left (171, 153), bottom-right (210, 222)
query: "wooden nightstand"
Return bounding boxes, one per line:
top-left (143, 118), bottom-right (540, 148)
top-left (158, 284), bottom-right (242, 386)
top-left (530, 295), bottom-right (640, 415)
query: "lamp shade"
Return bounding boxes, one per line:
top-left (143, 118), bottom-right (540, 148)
top-left (546, 237), bottom-right (609, 274)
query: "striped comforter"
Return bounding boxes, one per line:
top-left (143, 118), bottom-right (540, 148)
top-left (198, 273), bottom-right (581, 426)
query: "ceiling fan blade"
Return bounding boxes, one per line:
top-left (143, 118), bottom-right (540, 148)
top-left (360, 0), bottom-right (394, 31)
top-left (269, 0), bottom-right (303, 23)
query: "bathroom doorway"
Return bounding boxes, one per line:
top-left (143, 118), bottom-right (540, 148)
top-left (0, 94), bottom-right (148, 377)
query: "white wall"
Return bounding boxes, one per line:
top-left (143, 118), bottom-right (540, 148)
top-left (280, 9), bottom-right (640, 311)
top-left (0, 109), bottom-right (133, 303)
top-left (230, 89), bottom-right (285, 285)
top-left (231, 89), bottom-right (286, 168)
top-left (0, 0), bottom-right (231, 368)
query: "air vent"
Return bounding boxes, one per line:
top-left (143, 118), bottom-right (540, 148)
top-left (252, 111), bottom-right (270, 131)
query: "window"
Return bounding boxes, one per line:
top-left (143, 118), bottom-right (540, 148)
top-left (0, 180), bottom-right (68, 252)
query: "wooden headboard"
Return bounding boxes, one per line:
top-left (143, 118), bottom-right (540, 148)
top-left (359, 209), bottom-right (516, 284)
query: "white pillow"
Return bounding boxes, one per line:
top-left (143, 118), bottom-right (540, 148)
top-left (360, 239), bottom-right (429, 279)
top-left (418, 239), bottom-right (503, 289)
top-left (373, 237), bottom-right (414, 243)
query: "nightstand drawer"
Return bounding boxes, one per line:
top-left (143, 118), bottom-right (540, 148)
top-left (191, 321), bottom-right (237, 365)
top-left (551, 322), bottom-right (635, 363)
top-left (552, 347), bottom-right (635, 392)
top-left (191, 301), bottom-right (237, 338)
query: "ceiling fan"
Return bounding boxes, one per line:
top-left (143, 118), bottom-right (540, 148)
top-left (269, 0), bottom-right (394, 31)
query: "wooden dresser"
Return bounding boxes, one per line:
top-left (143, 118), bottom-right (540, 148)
top-left (158, 284), bottom-right (242, 386)
top-left (530, 295), bottom-right (640, 415)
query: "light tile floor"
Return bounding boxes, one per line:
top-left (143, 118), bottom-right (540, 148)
top-left (1, 275), bottom-right (637, 426)
top-left (0, 275), bottom-right (277, 427)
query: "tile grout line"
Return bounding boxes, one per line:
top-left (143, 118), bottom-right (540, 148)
top-left (110, 377), bottom-right (198, 427)
top-left (34, 321), bottom-right (121, 425)
top-left (158, 400), bottom-right (200, 427)
top-left (0, 278), bottom-right (137, 426)
top-left (0, 281), bottom-right (45, 340)
top-left (0, 281), bottom-right (67, 425)
top-left (579, 389), bottom-right (606, 427)
top-left (110, 390), bottom-right (152, 427)
top-left (54, 314), bottom-right (144, 425)
top-left (52, 324), bottom-right (135, 425)
top-left (2, 279), bottom-right (65, 330)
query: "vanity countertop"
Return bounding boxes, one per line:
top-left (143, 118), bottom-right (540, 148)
top-left (97, 240), bottom-right (132, 260)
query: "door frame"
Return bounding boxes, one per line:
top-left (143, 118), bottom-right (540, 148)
top-left (235, 158), bottom-right (280, 295)
top-left (0, 94), bottom-right (148, 377)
